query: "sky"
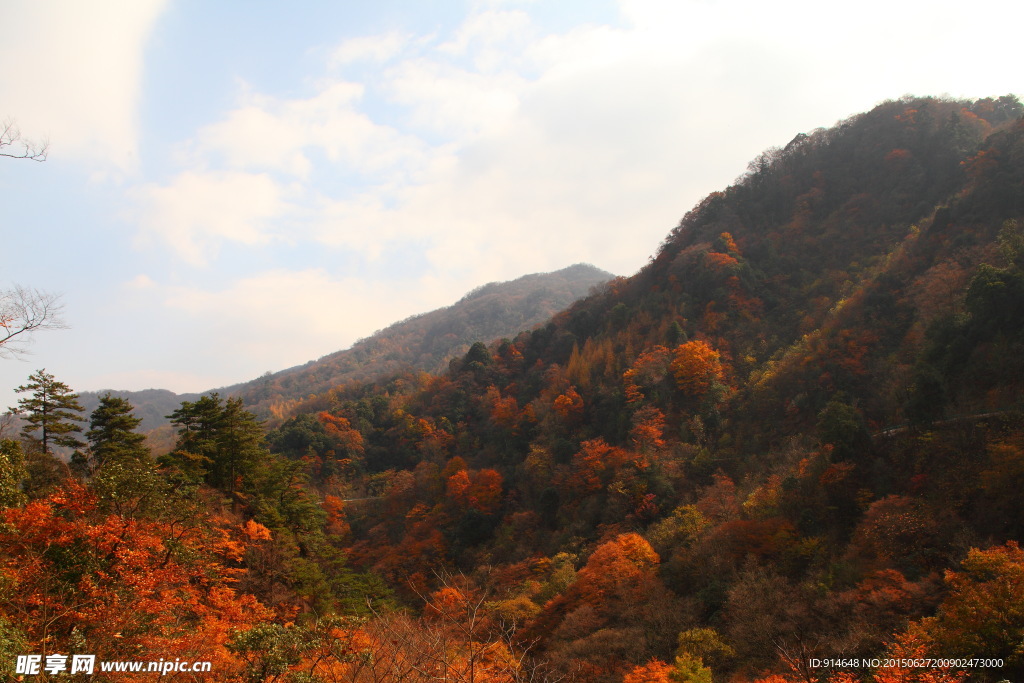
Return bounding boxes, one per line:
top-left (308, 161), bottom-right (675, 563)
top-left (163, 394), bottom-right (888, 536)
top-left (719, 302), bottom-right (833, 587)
top-left (1, 0), bottom-right (1022, 411)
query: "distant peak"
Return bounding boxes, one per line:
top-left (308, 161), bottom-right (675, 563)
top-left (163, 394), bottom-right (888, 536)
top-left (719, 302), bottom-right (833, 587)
top-left (459, 264), bottom-right (614, 303)
top-left (555, 262), bottom-right (617, 278)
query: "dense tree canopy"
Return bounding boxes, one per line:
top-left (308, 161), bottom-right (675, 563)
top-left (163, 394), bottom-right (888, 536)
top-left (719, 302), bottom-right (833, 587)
top-left (3, 95), bottom-right (1024, 682)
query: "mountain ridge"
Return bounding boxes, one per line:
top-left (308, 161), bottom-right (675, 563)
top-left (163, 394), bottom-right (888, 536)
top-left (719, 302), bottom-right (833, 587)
top-left (252, 95), bottom-right (1024, 680)
top-left (77, 262), bottom-right (613, 430)
top-left (13, 95), bottom-right (1024, 683)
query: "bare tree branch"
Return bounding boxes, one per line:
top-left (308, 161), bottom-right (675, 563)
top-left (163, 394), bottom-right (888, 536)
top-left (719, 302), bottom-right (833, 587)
top-left (0, 412), bottom-right (16, 440)
top-left (0, 119), bottom-right (48, 161)
top-left (0, 286), bottom-right (66, 359)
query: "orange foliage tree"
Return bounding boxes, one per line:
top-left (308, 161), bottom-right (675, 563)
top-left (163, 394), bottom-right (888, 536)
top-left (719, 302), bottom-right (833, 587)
top-left (319, 411), bottom-right (366, 471)
top-left (918, 542), bottom-right (1024, 679)
top-left (873, 630), bottom-right (967, 683)
top-left (447, 468), bottom-right (504, 515)
top-left (487, 385), bottom-right (524, 433)
top-left (553, 386), bottom-right (584, 425)
top-left (568, 438), bottom-right (638, 495)
top-left (573, 533), bottom-right (660, 616)
top-left (0, 483), bottom-right (270, 678)
top-left (623, 346), bottom-right (673, 405)
top-left (630, 406), bottom-right (666, 452)
top-left (623, 659), bottom-right (676, 683)
top-left (670, 340), bottom-right (726, 400)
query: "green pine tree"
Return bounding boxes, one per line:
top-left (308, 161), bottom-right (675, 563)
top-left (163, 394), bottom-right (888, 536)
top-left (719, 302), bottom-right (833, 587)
top-left (214, 396), bottom-right (266, 502)
top-left (11, 369), bottom-right (84, 455)
top-left (87, 393), bottom-right (149, 468)
top-left (161, 393), bottom-right (225, 484)
top-left (162, 394), bottom-right (267, 506)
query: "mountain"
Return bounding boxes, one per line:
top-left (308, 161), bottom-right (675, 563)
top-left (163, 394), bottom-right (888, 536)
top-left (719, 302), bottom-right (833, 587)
top-left (10, 96), bottom-right (1024, 683)
top-left (77, 388), bottom-right (202, 433)
top-left (224, 262), bottom-right (613, 419)
top-left (259, 95), bottom-right (1024, 680)
top-left (77, 263), bottom-right (613, 428)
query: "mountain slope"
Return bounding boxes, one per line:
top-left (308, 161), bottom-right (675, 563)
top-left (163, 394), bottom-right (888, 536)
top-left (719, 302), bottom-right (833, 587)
top-left (78, 263), bottom-right (612, 427)
top-left (28, 95), bottom-right (1024, 683)
top-left (265, 95), bottom-right (1024, 681)
top-left (221, 262), bottom-right (612, 419)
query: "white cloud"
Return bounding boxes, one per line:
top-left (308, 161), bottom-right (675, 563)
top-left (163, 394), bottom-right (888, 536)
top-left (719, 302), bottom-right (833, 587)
top-left (119, 5), bottom-right (788, 275)
top-left (438, 9), bottom-right (532, 67)
top-left (0, 0), bottom-right (168, 172)
top-left (131, 171), bottom-right (288, 265)
top-left (160, 269), bottom-right (438, 371)
top-left (384, 59), bottom-right (524, 137)
top-left (187, 80), bottom-right (431, 179)
top-left (330, 31), bottom-right (411, 66)
top-left (125, 274), bottom-right (156, 290)
top-left (193, 101), bottom-right (316, 178)
top-left (130, 0), bottom-right (1024, 285)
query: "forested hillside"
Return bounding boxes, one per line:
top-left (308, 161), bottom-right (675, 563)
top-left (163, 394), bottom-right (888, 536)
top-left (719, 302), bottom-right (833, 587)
top-left (226, 263), bottom-right (613, 420)
top-left (75, 263), bottom-right (611, 431)
top-left (3, 95), bottom-right (1024, 683)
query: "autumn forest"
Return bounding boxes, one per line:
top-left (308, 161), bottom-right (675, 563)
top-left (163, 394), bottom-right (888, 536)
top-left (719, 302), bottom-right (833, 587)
top-left (3, 95), bottom-right (1024, 682)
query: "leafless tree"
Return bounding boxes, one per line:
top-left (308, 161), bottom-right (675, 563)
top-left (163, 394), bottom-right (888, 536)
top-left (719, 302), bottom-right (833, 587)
top-left (0, 124), bottom-right (60, 357)
top-left (0, 412), bottom-right (16, 439)
top-left (0, 286), bottom-right (66, 359)
top-left (0, 119), bottom-right (48, 161)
